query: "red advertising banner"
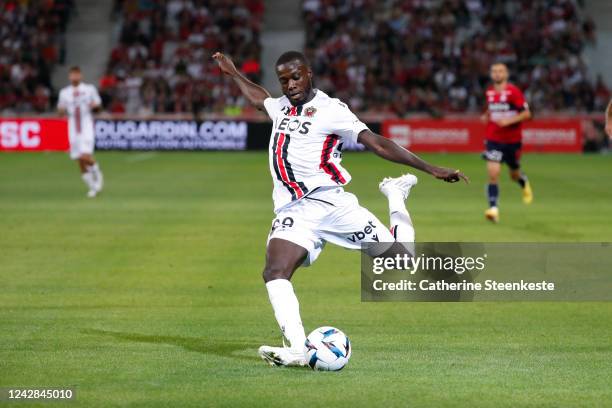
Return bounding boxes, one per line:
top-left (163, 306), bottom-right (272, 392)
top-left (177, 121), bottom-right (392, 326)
top-left (521, 120), bottom-right (582, 152)
top-left (382, 119), bottom-right (582, 153)
top-left (0, 118), bottom-right (69, 151)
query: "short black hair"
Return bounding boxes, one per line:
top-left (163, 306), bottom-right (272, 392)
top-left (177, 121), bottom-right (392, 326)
top-left (69, 66), bottom-right (81, 72)
top-left (491, 62), bottom-right (508, 69)
top-left (275, 51), bottom-right (310, 68)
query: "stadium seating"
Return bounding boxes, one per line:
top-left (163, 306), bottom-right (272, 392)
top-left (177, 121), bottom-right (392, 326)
top-left (303, 0), bottom-right (607, 115)
top-left (0, 0), bottom-right (74, 113)
top-left (3, 1), bottom-right (608, 116)
top-left (101, 0), bottom-right (264, 115)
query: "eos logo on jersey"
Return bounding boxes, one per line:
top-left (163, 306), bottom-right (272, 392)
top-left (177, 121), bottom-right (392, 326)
top-left (347, 220), bottom-right (379, 243)
top-left (276, 117), bottom-right (311, 134)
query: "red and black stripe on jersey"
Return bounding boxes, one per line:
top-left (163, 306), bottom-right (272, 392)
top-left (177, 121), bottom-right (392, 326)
top-left (271, 104), bottom-right (309, 200)
top-left (320, 134), bottom-right (346, 184)
top-left (272, 132), bottom-right (308, 200)
top-left (291, 106), bottom-right (304, 116)
top-left (282, 105), bottom-right (303, 116)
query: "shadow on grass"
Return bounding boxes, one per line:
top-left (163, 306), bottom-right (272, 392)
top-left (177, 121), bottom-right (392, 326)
top-left (81, 328), bottom-right (254, 362)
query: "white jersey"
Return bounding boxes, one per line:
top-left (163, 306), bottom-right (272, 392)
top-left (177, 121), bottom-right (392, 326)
top-left (57, 83), bottom-right (101, 139)
top-left (263, 90), bottom-right (369, 212)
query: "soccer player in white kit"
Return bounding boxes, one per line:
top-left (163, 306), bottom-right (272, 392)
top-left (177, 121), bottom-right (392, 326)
top-left (57, 66), bottom-right (104, 198)
top-left (213, 51), bottom-right (468, 367)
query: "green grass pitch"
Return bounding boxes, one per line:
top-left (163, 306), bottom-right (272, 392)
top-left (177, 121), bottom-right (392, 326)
top-left (1, 151), bottom-right (611, 407)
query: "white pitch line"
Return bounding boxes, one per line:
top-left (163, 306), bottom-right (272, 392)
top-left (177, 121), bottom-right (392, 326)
top-left (124, 152), bottom-right (159, 163)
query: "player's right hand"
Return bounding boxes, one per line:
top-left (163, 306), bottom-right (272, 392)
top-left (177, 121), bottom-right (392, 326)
top-left (212, 52), bottom-right (238, 76)
top-left (431, 167), bottom-right (469, 184)
top-left (605, 121), bottom-right (612, 139)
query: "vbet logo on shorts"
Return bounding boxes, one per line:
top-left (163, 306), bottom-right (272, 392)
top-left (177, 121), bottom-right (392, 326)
top-left (347, 220), bottom-right (379, 243)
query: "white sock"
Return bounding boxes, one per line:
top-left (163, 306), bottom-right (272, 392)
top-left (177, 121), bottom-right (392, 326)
top-left (88, 163), bottom-right (99, 177)
top-left (387, 191), bottom-right (416, 251)
top-left (87, 164), bottom-right (103, 190)
top-left (265, 279), bottom-right (306, 353)
top-left (81, 172), bottom-right (95, 190)
top-left (387, 191), bottom-right (407, 215)
top-left (390, 211), bottom-right (415, 242)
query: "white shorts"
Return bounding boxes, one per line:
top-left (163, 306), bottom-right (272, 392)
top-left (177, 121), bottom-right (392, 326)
top-left (69, 132), bottom-right (94, 160)
top-left (267, 187), bottom-right (394, 266)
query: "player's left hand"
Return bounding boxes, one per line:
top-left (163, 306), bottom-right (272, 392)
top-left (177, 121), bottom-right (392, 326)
top-left (431, 167), bottom-right (469, 184)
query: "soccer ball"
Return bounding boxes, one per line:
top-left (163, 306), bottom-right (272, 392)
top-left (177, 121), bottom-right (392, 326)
top-left (304, 326), bottom-right (351, 371)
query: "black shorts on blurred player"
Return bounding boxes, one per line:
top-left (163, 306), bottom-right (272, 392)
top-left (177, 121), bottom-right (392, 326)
top-left (482, 140), bottom-right (522, 170)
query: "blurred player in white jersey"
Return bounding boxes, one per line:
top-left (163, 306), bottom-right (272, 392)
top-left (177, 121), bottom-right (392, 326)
top-left (214, 50), bottom-right (468, 368)
top-left (57, 66), bottom-right (104, 198)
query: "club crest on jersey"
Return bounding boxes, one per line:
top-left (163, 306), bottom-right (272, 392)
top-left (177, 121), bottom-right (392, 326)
top-left (305, 106), bottom-right (317, 117)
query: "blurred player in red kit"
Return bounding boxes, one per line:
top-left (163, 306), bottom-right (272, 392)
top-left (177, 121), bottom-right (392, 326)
top-left (481, 63), bottom-right (533, 223)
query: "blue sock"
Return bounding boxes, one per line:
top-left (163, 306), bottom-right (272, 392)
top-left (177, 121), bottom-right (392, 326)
top-left (487, 184), bottom-right (499, 208)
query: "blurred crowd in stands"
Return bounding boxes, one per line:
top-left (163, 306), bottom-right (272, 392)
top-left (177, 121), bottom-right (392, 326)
top-left (303, 0), bottom-right (609, 116)
top-left (1, 0), bottom-right (610, 117)
top-left (100, 0), bottom-right (263, 115)
top-left (0, 0), bottom-right (73, 113)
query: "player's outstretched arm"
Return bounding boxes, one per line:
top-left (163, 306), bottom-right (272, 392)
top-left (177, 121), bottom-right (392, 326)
top-left (358, 130), bottom-right (469, 183)
top-left (212, 52), bottom-right (271, 110)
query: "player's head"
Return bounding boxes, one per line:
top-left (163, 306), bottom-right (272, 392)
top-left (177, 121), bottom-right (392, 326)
top-left (490, 62), bottom-right (509, 85)
top-left (275, 51), bottom-right (313, 106)
top-left (69, 66), bottom-right (82, 86)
